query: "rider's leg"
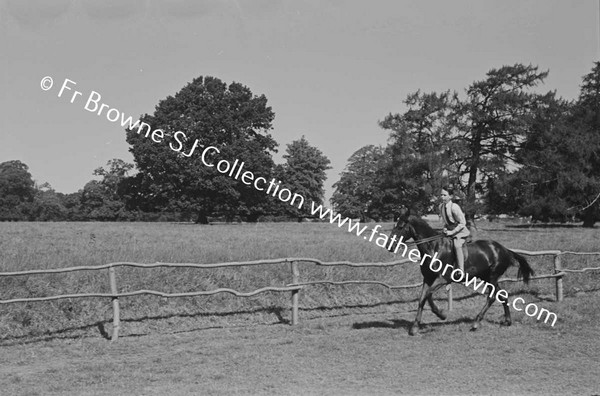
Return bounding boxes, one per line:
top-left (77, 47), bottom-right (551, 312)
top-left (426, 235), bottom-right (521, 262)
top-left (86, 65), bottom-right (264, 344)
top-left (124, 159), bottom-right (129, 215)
top-left (453, 237), bottom-right (465, 272)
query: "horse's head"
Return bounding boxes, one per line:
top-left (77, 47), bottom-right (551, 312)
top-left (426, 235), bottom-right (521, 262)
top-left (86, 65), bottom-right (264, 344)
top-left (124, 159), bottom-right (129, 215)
top-left (388, 206), bottom-right (416, 252)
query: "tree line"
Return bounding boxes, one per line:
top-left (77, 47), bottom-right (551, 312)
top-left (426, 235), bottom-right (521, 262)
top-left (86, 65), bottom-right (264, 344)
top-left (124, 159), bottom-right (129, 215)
top-left (2, 64), bottom-right (599, 226)
top-left (332, 63), bottom-right (600, 228)
top-left (1, 76), bottom-right (331, 223)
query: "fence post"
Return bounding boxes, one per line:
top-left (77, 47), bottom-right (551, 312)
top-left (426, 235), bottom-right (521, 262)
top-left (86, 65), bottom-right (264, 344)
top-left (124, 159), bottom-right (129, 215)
top-left (108, 266), bottom-right (120, 341)
top-left (554, 254), bottom-right (563, 302)
top-left (290, 260), bottom-right (300, 326)
top-left (447, 285), bottom-right (453, 311)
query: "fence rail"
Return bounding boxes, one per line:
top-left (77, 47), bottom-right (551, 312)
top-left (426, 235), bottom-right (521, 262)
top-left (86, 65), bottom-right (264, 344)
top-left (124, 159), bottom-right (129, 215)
top-left (1, 249), bottom-right (599, 341)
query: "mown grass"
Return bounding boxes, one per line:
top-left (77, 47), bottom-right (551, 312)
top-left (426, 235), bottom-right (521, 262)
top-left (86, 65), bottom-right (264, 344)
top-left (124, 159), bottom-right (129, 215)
top-left (0, 220), bottom-right (598, 342)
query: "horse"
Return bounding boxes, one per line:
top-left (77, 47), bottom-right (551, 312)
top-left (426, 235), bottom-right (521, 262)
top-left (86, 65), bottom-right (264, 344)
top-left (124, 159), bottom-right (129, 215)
top-left (388, 207), bottom-right (534, 335)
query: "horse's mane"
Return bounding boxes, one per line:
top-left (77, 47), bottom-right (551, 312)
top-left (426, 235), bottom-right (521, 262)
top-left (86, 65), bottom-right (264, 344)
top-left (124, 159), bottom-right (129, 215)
top-left (409, 216), bottom-right (438, 238)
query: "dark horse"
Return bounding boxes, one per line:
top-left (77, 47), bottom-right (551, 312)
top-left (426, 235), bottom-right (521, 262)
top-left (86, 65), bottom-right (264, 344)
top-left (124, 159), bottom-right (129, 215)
top-left (389, 207), bottom-right (534, 335)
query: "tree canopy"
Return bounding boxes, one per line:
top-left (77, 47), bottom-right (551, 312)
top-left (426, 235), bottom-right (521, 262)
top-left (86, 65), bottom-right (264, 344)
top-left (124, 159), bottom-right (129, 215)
top-left (125, 76), bottom-right (277, 223)
top-left (497, 64), bottom-right (600, 226)
top-left (277, 136), bottom-right (331, 220)
top-left (372, 64), bottom-right (559, 225)
top-left (331, 145), bottom-right (387, 221)
top-left (378, 91), bottom-right (460, 216)
top-left (0, 160), bottom-right (36, 221)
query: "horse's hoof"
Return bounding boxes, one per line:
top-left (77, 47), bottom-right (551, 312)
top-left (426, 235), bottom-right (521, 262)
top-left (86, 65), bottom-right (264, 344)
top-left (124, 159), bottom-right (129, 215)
top-left (501, 320), bottom-right (512, 327)
top-left (409, 325), bottom-right (419, 336)
top-left (436, 311), bottom-right (447, 321)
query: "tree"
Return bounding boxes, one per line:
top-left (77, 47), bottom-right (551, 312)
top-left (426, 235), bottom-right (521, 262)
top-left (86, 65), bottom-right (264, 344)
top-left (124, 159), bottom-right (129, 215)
top-left (29, 182), bottom-right (68, 221)
top-left (61, 191), bottom-right (84, 221)
top-left (501, 64), bottom-right (600, 226)
top-left (493, 95), bottom-right (574, 221)
top-left (125, 76), bottom-right (277, 223)
top-left (379, 64), bottom-right (553, 224)
top-left (379, 91), bottom-right (461, 215)
top-left (277, 136), bottom-right (331, 220)
top-left (455, 64), bottom-right (552, 222)
top-left (331, 145), bottom-right (386, 220)
top-left (571, 62), bottom-right (600, 227)
top-left (93, 159), bottom-right (134, 193)
top-left (0, 160), bottom-right (36, 221)
top-left (79, 159), bottom-right (135, 221)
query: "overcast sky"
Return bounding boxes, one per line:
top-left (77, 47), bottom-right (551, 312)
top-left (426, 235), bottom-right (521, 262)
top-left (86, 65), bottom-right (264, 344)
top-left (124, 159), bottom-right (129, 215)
top-left (1, 0), bottom-right (598, 200)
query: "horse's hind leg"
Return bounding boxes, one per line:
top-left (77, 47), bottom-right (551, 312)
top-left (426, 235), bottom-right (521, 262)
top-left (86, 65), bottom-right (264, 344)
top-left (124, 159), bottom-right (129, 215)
top-left (427, 295), bottom-right (447, 320)
top-left (472, 285), bottom-right (511, 330)
top-left (471, 295), bottom-right (495, 331)
top-left (501, 296), bottom-right (511, 326)
top-left (472, 281), bottom-right (506, 331)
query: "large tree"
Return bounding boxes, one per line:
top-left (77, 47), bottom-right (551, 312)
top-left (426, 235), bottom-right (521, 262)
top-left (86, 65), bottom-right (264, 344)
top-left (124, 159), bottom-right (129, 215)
top-left (571, 62), bottom-right (600, 227)
top-left (0, 160), bottom-right (36, 221)
top-left (125, 76), bottom-right (277, 223)
top-left (500, 64), bottom-right (600, 226)
top-left (379, 91), bottom-right (461, 215)
top-left (79, 159), bottom-right (135, 221)
top-left (455, 64), bottom-right (552, 221)
top-left (29, 182), bottom-right (68, 221)
top-left (277, 136), bottom-right (331, 220)
top-left (493, 95), bottom-right (574, 221)
top-left (331, 145), bottom-right (387, 221)
top-left (379, 64), bottom-right (553, 224)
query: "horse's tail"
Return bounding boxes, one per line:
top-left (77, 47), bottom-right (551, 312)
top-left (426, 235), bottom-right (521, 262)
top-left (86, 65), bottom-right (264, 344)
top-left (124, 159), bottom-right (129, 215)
top-left (510, 250), bottom-right (534, 284)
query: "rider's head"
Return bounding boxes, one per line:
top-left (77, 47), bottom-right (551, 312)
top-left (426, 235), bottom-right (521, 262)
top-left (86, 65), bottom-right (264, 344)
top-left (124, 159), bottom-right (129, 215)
top-left (440, 186), bottom-right (454, 204)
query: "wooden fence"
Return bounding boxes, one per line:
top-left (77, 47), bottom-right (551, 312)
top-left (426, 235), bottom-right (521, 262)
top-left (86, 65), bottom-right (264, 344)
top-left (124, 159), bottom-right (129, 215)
top-left (1, 250), bottom-right (599, 341)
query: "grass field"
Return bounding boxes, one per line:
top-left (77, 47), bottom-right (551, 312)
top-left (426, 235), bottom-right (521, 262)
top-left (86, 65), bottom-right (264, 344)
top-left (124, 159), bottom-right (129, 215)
top-left (0, 220), bottom-right (599, 395)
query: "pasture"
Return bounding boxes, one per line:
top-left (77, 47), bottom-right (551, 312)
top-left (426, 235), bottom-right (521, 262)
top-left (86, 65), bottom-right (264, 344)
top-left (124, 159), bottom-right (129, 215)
top-left (0, 220), bottom-right (599, 395)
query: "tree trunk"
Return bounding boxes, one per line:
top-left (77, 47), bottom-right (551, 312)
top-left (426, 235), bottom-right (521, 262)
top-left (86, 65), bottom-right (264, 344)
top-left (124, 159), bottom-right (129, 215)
top-left (465, 132), bottom-right (482, 233)
top-left (195, 210), bottom-right (209, 224)
top-left (246, 213), bottom-right (260, 223)
top-left (582, 207), bottom-right (596, 228)
top-left (582, 218), bottom-right (595, 228)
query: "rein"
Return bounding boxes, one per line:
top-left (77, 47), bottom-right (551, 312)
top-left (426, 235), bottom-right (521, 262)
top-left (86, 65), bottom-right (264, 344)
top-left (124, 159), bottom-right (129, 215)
top-left (412, 234), bottom-right (445, 245)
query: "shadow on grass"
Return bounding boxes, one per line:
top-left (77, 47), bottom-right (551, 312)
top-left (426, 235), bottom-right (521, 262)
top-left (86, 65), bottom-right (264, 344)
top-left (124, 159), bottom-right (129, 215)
top-left (505, 223), bottom-right (585, 229)
top-left (0, 305), bottom-right (288, 346)
top-left (351, 316), bottom-right (475, 332)
top-left (0, 288), bottom-right (566, 346)
top-left (352, 318), bottom-right (412, 330)
top-left (0, 321), bottom-right (112, 347)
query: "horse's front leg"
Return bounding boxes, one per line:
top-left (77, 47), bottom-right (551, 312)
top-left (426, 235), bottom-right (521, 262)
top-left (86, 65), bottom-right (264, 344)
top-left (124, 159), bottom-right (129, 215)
top-left (410, 282), bottom-right (430, 336)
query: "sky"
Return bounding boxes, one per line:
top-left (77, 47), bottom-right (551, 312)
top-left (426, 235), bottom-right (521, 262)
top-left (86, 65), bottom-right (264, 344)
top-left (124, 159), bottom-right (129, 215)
top-left (1, 0), bottom-right (598, 201)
